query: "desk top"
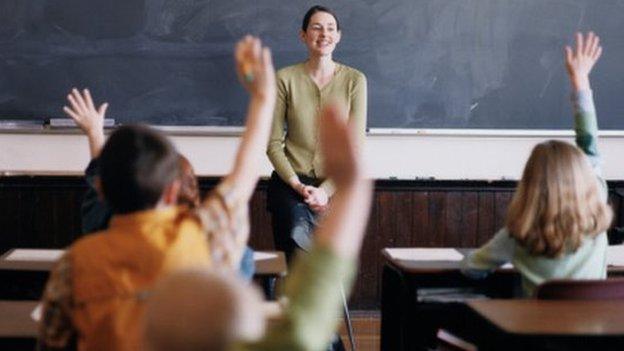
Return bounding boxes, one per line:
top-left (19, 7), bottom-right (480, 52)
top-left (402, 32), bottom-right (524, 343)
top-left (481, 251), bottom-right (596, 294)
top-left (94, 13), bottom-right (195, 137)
top-left (381, 248), bottom-right (511, 274)
top-left (382, 247), bottom-right (624, 274)
top-left (0, 249), bottom-right (288, 277)
top-left (468, 299), bottom-right (624, 336)
top-left (253, 251), bottom-right (287, 277)
top-left (0, 301), bottom-right (39, 338)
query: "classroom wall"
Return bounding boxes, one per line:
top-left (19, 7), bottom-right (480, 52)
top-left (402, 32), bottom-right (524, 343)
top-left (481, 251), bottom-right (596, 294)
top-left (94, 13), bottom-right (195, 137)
top-left (2, 175), bottom-right (623, 309)
top-left (1, 130), bottom-right (624, 179)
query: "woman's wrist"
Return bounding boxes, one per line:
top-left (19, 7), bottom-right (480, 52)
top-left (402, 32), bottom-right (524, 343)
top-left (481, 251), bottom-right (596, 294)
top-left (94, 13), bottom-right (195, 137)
top-left (288, 176), bottom-right (305, 193)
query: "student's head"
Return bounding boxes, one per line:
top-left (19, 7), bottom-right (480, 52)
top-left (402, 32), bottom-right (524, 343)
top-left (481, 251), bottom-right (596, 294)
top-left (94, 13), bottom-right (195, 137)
top-left (506, 140), bottom-right (612, 257)
top-left (177, 154), bottom-right (200, 208)
top-left (144, 270), bottom-right (266, 351)
top-left (99, 125), bottom-right (180, 214)
top-left (300, 5), bottom-right (341, 57)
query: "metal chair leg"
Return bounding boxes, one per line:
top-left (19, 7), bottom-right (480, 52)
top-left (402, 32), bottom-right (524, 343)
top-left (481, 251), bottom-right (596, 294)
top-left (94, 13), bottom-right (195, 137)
top-left (341, 284), bottom-right (357, 351)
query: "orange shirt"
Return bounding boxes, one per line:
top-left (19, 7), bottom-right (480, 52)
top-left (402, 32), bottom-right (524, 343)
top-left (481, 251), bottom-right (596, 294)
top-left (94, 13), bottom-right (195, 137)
top-left (69, 207), bottom-right (211, 351)
top-left (40, 183), bottom-right (249, 351)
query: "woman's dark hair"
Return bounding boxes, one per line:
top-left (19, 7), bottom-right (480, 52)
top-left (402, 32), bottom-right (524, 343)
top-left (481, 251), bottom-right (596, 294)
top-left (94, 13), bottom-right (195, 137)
top-left (100, 125), bottom-right (180, 214)
top-left (301, 5), bottom-right (340, 31)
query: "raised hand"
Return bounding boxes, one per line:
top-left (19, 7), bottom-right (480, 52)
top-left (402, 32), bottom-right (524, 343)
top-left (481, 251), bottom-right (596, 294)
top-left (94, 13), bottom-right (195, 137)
top-left (218, 36), bottom-right (276, 205)
top-left (314, 103), bottom-right (371, 259)
top-left (235, 35), bottom-right (276, 100)
top-left (319, 105), bottom-right (364, 188)
top-left (565, 31), bottom-right (602, 92)
top-left (63, 88), bottom-right (109, 158)
top-left (63, 88), bottom-right (108, 134)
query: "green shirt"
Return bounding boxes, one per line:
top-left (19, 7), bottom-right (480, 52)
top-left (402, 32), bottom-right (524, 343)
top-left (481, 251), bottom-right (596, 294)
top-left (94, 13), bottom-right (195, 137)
top-left (234, 245), bottom-right (356, 351)
top-left (461, 90), bottom-right (608, 297)
top-left (267, 62), bottom-right (367, 195)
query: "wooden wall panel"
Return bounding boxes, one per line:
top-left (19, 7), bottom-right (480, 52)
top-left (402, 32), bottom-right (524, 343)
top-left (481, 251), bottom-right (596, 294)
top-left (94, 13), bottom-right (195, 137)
top-left (476, 192), bottom-right (496, 245)
top-left (1, 177), bottom-right (623, 309)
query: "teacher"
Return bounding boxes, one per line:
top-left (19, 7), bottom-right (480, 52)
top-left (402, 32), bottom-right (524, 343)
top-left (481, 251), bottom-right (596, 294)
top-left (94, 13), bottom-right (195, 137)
top-left (267, 5), bottom-right (367, 262)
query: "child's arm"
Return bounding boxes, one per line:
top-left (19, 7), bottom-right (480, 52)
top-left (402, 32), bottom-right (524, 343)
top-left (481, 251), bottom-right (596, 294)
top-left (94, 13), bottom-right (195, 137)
top-left (63, 89), bottom-right (112, 233)
top-left (565, 32), bottom-right (603, 172)
top-left (215, 36), bottom-right (276, 203)
top-left (250, 105), bottom-right (373, 351)
top-left (461, 228), bottom-right (516, 278)
top-left (80, 159), bottom-right (112, 234)
top-left (195, 36), bottom-right (275, 271)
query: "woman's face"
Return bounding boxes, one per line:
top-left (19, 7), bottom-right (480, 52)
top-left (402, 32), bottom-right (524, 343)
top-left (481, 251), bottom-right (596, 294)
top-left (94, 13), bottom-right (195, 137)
top-left (300, 11), bottom-right (341, 58)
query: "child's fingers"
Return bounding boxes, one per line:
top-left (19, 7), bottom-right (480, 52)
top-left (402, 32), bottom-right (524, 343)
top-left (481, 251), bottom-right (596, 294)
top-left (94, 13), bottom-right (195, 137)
top-left (575, 32), bottom-right (583, 57)
top-left (83, 89), bottom-right (95, 111)
top-left (98, 103), bottom-right (109, 117)
top-left (63, 106), bottom-right (81, 121)
top-left (261, 47), bottom-right (273, 72)
top-left (593, 46), bottom-right (603, 62)
top-left (67, 93), bottom-right (83, 114)
top-left (583, 32), bottom-right (591, 56)
top-left (564, 46), bottom-right (573, 65)
top-left (71, 88), bottom-right (88, 112)
top-left (321, 105), bottom-right (349, 147)
top-left (588, 32), bottom-right (596, 56)
top-left (590, 35), bottom-right (601, 59)
top-left (251, 37), bottom-right (261, 61)
top-left (236, 35), bottom-right (259, 84)
top-left (321, 110), bottom-right (342, 149)
top-left (242, 35), bottom-right (253, 60)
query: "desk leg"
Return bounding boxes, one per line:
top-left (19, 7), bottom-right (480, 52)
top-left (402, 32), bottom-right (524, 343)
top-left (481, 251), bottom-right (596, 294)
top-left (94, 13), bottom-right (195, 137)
top-left (262, 276), bottom-right (278, 300)
top-left (381, 264), bottom-right (410, 351)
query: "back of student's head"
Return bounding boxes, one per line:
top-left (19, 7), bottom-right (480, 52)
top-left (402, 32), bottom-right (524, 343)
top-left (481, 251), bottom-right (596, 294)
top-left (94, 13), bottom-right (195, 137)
top-left (100, 125), bottom-right (180, 214)
top-left (143, 270), bottom-right (265, 351)
top-left (506, 140), bottom-right (612, 257)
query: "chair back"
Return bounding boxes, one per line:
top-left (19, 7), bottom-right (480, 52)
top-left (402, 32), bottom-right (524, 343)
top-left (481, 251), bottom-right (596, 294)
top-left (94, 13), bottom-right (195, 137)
top-left (535, 278), bottom-right (624, 300)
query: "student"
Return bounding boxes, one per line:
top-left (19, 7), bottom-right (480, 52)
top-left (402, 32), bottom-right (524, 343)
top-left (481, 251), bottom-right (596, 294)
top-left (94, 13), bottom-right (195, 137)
top-left (144, 104), bottom-right (373, 351)
top-left (73, 103), bottom-right (256, 280)
top-left (266, 5), bottom-right (367, 262)
top-left (461, 32), bottom-right (613, 296)
top-left (38, 35), bottom-right (276, 351)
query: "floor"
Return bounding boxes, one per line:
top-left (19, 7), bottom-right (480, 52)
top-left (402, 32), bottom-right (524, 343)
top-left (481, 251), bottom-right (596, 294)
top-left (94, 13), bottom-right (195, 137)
top-left (338, 311), bottom-right (380, 351)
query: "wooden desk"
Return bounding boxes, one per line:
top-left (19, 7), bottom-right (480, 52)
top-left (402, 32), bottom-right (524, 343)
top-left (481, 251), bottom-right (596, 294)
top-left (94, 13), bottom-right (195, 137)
top-left (0, 300), bottom-right (39, 349)
top-left (380, 248), bottom-right (518, 351)
top-left (380, 246), bottom-right (624, 351)
top-left (382, 247), bottom-right (624, 274)
top-left (0, 249), bottom-right (62, 271)
top-left (0, 301), bottom-right (38, 338)
top-left (253, 251), bottom-right (287, 277)
top-left (465, 299), bottom-right (624, 350)
top-left (0, 248), bottom-right (288, 300)
top-left (1, 248), bottom-right (287, 274)
top-left (252, 251), bottom-right (287, 300)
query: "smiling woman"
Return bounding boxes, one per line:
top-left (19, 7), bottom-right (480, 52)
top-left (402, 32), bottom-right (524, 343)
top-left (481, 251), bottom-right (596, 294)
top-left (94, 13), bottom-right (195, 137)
top-left (266, 7), bottom-right (367, 348)
top-left (266, 5), bottom-right (368, 263)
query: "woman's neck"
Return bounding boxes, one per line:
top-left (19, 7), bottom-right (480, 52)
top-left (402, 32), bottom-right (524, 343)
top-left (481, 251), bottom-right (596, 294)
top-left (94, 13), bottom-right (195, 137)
top-left (306, 55), bottom-right (335, 77)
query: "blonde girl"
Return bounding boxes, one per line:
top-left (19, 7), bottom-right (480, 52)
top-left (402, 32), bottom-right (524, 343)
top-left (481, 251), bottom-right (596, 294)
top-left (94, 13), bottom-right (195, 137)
top-left (462, 32), bottom-right (613, 296)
